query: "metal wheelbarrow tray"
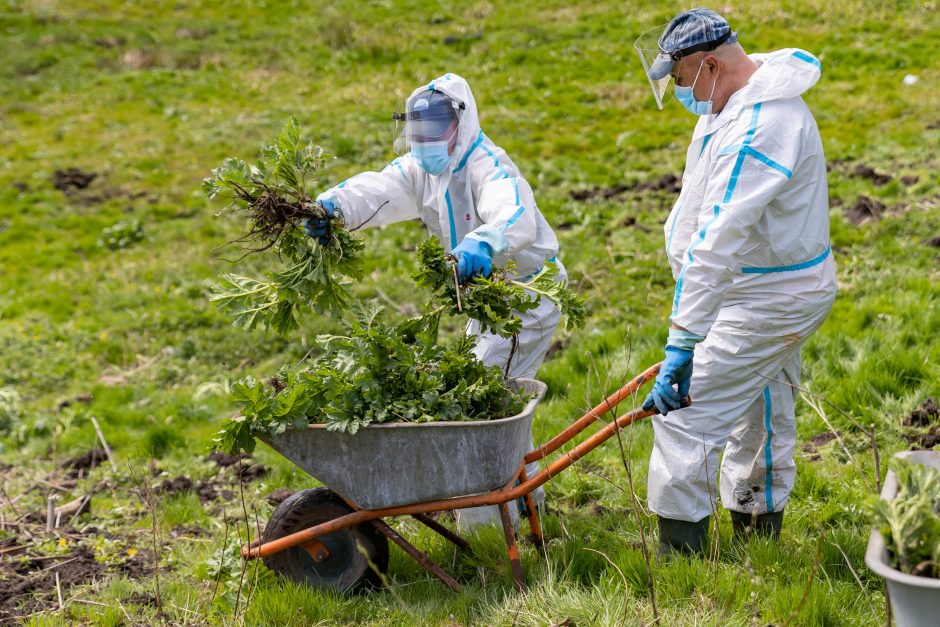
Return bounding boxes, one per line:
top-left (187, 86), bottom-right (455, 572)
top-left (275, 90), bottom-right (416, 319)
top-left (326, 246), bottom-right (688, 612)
top-left (260, 378), bottom-right (547, 509)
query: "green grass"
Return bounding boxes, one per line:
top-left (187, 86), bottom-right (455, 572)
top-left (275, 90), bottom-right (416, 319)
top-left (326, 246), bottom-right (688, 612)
top-left (1, 0), bottom-right (938, 624)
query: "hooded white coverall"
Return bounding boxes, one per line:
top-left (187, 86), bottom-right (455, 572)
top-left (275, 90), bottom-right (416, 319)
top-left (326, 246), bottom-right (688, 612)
top-left (319, 73), bottom-right (562, 530)
top-left (648, 49), bottom-right (838, 522)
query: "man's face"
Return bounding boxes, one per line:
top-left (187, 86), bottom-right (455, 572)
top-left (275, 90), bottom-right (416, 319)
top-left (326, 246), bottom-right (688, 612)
top-left (671, 52), bottom-right (717, 101)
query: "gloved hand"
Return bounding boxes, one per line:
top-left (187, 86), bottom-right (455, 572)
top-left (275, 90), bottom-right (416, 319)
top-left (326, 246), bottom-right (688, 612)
top-left (642, 346), bottom-right (694, 415)
top-left (303, 199), bottom-right (336, 245)
top-left (452, 237), bottom-right (492, 282)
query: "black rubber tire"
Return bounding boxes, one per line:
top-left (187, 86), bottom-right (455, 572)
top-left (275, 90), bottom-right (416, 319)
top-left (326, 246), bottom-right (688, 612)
top-left (261, 487), bottom-right (389, 592)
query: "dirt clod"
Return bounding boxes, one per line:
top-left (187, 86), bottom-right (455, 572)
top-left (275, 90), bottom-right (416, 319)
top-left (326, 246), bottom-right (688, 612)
top-left (266, 487), bottom-right (295, 506)
top-left (237, 463), bottom-right (268, 482)
top-left (195, 480), bottom-right (236, 504)
top-left (904, 398), bottom-right (939, 427)
top-left (55, 392), bottom-right (93, 411)
top-left (634, 173), bottom-right (681, 193)
top-left (900, 175), bottom-right (919, 186)
top-left (59, 448), bottom-right (107, 478)
top-left (569, 183), bottom-right (629, 202)
top-left (170, 524), bottom-right (207, 538)
top-left (52, 168), bottom-right (97, 193)
top-left (810, 431), bottom-right (839, 447)
top-left (158, 475), bottom-right (194, 495)
top-left (928, 235), bottom-right (940, 248)
top-left (544, 337), bottom-right (570, 360)
top-left (852, 164), bottom-right (892, 185)
top-left (906, 426), bottom-right (940, 450)
top-left (845, 195), bottom-right (885, 225)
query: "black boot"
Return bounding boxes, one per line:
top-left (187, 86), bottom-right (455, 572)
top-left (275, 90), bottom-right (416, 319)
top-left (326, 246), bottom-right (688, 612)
top-left (730, 509), bottom-right (784, 539)
top-left (657, 516), bottom-right (709, 556)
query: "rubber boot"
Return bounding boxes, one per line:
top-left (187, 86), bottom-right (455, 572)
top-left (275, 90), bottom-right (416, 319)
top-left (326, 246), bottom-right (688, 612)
top-left (730, 509), bottom-right (784, 539)
top-left (657, 516), bottom-right (709, 557)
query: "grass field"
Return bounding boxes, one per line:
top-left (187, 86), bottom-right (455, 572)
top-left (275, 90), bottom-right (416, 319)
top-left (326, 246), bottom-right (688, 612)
top-left (1, 0), bottom-right (938, 624)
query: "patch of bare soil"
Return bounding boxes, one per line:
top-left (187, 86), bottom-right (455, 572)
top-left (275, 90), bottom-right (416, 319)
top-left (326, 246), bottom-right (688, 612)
top-left (904, 398), bottom-right (939, 427)
top-left (58, 448), bottom-right (107, 479)
top-left (157, 476), bottom-right (193, 495)
top-left (852, 164), bottom-right (892, 186)
top-left (845, 195), bottom-right (885, 225)
top-left (52, 168), bottom-right (97, 193)
top-left (0, 546), bottom-right (104, 622)
top-left (902, 398), bottom-right (940, 450)
top-left (802, 431), bottom-right (840, 461)
top-left (569, 173), bottom-right (681, 202)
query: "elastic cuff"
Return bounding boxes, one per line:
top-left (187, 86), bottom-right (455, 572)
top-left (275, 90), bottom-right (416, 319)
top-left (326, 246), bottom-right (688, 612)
top-left (665, 328), bottom-right (706, 351)
top-left (465, 227), bottom-right (508, 256)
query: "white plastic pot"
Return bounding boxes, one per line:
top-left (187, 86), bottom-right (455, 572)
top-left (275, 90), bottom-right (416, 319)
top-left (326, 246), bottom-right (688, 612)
top-left (864, 450), bottom-right (940, 627)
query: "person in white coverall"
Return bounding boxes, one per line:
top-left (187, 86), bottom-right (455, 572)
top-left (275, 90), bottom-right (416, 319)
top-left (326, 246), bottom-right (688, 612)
top-left (634, 8), bottom-right (837, 554)
top-left (304, 73), bottom-right (563, 532)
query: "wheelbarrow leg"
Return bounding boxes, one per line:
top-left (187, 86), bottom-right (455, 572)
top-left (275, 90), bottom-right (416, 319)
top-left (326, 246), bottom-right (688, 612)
top-left (498, 502), bottom-right (525, 592)
top-left (518, 468), bottom-right (544, 550)
top-left (411, 513), bottom-right (470, 551)
top-left (368, 518), bottom-right (462, 592)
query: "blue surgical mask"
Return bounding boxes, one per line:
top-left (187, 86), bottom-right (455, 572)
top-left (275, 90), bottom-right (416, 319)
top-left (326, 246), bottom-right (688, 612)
top-left (412, 139), bottom-right (451, 175)
top-left (675, 59), bottom-right (719, 116)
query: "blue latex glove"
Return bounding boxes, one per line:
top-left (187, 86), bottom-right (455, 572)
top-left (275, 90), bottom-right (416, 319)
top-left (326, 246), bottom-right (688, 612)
top-left (303, 199), bottom-right (336, 245)
top-left (452, 237), bottom-right (492, 282)
top-left (642, 346), bottom-right (694, 415)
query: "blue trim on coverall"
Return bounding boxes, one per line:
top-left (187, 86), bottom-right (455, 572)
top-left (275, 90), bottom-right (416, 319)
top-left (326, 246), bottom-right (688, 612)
top-left (742, 244), bottom-right (831, 274)
top-left (453, 130), bottom-right (485, 174)
top-left (444, 190), bottom-right (457, 248)
top-left (792, 50), bottom-right (821, 69)
top-left (762, 386), bottom-right (775, 512)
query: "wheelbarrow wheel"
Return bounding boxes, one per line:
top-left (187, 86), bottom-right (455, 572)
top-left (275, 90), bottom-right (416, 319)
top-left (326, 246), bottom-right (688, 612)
top-left (262, 487), bottom-right (389, 592)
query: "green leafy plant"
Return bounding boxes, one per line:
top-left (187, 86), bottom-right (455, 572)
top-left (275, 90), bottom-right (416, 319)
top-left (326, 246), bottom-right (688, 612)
top-left (413, 237), bottom-right (586, 337)
top-left (0, 387), bottom-right (22, 437)
top-left (868, 458), bottom-right (940, 578)
top-left (212, 304), bottom-right (529, 453)
top-left (203, 116), bottom-right (364, 333)
top-left (98, 219), bottom-right (144, 250)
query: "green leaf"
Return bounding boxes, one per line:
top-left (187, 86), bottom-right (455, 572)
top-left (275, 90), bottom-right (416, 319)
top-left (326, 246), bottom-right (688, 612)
top-left (277, 115), bottom-right (301, 153)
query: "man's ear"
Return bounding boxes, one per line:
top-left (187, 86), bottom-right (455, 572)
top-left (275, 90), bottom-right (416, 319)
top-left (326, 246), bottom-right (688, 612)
top-left (704, 55), bottom-right (719, 75)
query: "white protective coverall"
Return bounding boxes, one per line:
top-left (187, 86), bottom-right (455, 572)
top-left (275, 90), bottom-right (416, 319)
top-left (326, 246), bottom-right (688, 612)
top-left (318, 73), bottom-right (562, 530)
top-left (648, 49), bottom-right (838, 522)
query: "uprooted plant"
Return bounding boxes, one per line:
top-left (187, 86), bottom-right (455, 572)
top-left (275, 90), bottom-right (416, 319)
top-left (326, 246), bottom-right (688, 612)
top-left (413, 237), bottom-right (586, 337)
top-left (203, 116), bottom-right (364, 333)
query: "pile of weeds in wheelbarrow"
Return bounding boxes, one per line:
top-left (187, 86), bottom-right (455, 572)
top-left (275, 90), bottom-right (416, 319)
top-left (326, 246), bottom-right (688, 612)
top-left (205, 118), bottom-right (585, 453)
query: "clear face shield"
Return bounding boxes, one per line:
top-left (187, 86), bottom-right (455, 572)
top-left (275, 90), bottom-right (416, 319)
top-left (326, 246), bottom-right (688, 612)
top-left (392, 91), bottom-right (464, 155)
top-left (634, 23), bottom-right (673, 110)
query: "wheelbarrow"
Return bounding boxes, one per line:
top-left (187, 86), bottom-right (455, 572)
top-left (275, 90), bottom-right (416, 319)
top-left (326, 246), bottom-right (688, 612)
top-left (242, 363), bottom-right (678, 592)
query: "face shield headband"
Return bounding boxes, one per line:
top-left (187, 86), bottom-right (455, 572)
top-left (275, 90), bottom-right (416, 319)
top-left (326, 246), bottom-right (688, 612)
top-left (392, 92), bottom-right (466, 155)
